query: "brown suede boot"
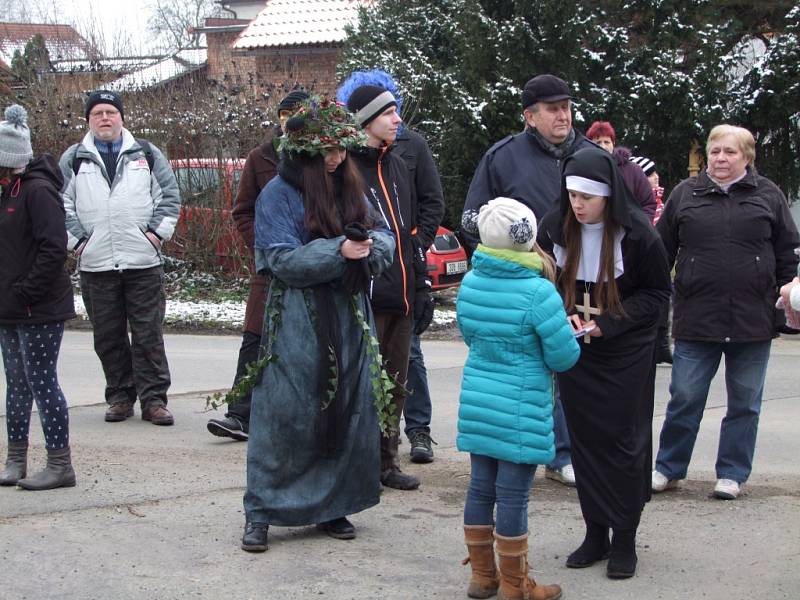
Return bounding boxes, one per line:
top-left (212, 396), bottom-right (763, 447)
top-left (462, 525), bottom-right (499, 598)
top-left (494, 533), bottom-right (562, 600)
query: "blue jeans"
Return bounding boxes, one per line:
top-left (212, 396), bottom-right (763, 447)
top-left (464, 454), bottom-right (537, 537)
top-left (547, 385), bottom-right (571, 470)
top-left (403, 332), bottom-right (431, 437)
top-left (655, 339), bottom-right (772, 483)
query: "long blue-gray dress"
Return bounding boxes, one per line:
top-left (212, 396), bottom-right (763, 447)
top-left (243, 175), bottom-right (395, 527)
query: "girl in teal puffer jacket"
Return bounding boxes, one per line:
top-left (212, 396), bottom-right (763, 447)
top-left (456, 197), bottom-right (579, 600)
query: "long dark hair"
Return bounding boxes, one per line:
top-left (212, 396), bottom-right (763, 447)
top-left (290, 152), bottom-right (369, 238)
top-left (559, 201), bottom-right (625, 317)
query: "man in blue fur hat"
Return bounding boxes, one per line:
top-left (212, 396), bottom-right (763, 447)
top-left (337, 69), bottom-right (444, 476)
top-left (338, 70), bottom-right (444, 467)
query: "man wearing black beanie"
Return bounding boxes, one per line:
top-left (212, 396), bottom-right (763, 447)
top-left (207, 89), bottom-right (308, 441)
top-left (347, 85), bottom-right (423, 490)
top-left (61, 89), bottom-right (181, 426)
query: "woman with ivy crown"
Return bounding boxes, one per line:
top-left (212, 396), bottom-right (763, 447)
top-left (537, 146), bottom-right (671, 579)
top-left (241, 96), bottom-right (396, 552)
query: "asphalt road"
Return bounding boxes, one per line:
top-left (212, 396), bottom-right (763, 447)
top-left (0, 333), bottom-right (799, 599)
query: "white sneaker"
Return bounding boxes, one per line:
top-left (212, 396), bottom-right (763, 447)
top-left (545, 464), bottom-right (576, 487)
top-left (651, 470), bottom-right (678, 492)
top-left (713, 479), bottom-right (741, 500)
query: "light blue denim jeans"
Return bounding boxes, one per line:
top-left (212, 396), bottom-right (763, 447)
top-left (464, 453), bottom-right (537, 537)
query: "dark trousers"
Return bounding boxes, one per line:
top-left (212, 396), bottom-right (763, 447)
top-left (403, 331), bottom-right (431, 437)
top-left (548, 387), bottom-right (572, 470)
top-left (0, 322), bottom-right (69, 450)
top-left (80, 266), bottom-right (171, 407)
top-left (374, 311), bottom-right (413, 473)
top-left (226, 330), bottom-right (260, 421)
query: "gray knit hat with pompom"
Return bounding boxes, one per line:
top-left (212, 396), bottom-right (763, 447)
top-left (0, 105), bottom-right (33, 168)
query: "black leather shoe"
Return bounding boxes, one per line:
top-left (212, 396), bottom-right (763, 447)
top-left (207, 416), bottom-right (249, 441)
top-left (317, 517), bottom-right (356, 540)
top-left (381, 467), bottom-right (420, 490)
top-left (241, 522), bottom-right (268, 552)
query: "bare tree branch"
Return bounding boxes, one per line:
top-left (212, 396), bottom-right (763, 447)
top-left (146, 0), bottom-right (223, 53)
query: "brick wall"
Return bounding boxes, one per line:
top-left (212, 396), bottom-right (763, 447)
top-left (253, 47), bottom-right (341, 96)
top-left (207, 30), bottom-right (257, 89)
top-left (207, 33), bottom-right (343, 98)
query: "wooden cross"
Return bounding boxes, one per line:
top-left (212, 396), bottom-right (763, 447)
top-left (574, 290), bottom-right (602, 344)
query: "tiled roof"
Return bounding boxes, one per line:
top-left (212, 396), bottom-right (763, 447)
top-left (0, 22), bottom-right (95, 67)
top-left (233, 0), bottom-right (371, 50)
top-left (105, 48), bottom-right (207, 91)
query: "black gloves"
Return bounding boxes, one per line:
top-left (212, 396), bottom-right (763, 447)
top-left (414, 284), bottom-right (435, 335)
top-left (341, 222), bottom-right (372, 295)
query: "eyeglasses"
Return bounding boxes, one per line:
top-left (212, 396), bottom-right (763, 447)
top-left (89, 109), bottom-right (120, 119)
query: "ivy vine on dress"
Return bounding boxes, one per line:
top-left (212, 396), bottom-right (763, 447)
top-left (205, 282), bottom-right (400, 435)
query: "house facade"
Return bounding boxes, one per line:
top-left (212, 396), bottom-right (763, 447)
top-left (205, 0), bottom-right (370, 97)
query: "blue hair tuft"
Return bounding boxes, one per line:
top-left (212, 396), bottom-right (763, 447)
top-left (337, 69), bottom-right (404, 116)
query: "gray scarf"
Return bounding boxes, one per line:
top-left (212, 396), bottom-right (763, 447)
top-left (529, 127), bottom-right (577, 159)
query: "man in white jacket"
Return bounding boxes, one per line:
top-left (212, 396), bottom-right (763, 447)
top-left (60, 90), bottom-right (181, 426)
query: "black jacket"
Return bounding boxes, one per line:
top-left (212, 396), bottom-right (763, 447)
top-left (0, 155), bottom-right (75, 324)
top-left (394, 128), bottom-right (444, 250)
top-left (350, 143), bottom-right (417, 315)
top-left (462, 127), bottom-right (594, 251)
top-left (657, 168), bottom-right (799, 342)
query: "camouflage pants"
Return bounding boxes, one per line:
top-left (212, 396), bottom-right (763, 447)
top-left (80, 266), bottom-right (171, 407)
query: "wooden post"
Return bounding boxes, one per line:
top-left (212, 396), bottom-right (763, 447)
top-left (688, 140), bottom-right (704, 177)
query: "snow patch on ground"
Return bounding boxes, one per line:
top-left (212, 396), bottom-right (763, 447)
top-left (73, 294), bottom-right (457, 328)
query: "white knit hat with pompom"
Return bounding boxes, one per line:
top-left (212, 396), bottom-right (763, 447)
top-left (477, 197), bottom-right (538, 252)
top-left (0, 105), bottom-right (33, 168)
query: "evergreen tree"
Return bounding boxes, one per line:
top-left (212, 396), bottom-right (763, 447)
top-left (339, 0), bottom-right (800, 228)
top-left (728, 5), bottom-right (800, 198)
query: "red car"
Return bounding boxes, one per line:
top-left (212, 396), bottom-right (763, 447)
top-left (426, 226), bottom-right (469, 289)
top-left (167, 159), bottom-right (469, 287)
top-left (165, 158), bottom-right (247, 272)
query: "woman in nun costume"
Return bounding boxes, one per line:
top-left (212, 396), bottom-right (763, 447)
top-left (538, 146), bottom-right (671, 579)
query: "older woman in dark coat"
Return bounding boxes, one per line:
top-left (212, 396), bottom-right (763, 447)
top-left (652, 125), bottom-right (799, 501)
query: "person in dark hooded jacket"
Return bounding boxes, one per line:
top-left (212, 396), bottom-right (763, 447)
top-left (347, 85), bottom-right (426, 491)
top-left (338, 70), bottom-right (444, 465)
top-left (0, 105), bottom-right (77, 491)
